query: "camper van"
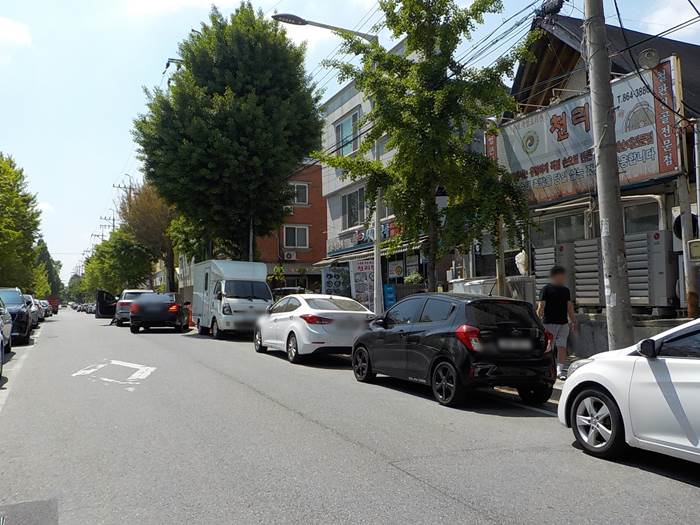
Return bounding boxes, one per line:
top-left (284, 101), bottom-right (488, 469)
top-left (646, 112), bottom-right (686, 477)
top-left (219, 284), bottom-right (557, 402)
top-left (192, 260), bottom-right (273, 338)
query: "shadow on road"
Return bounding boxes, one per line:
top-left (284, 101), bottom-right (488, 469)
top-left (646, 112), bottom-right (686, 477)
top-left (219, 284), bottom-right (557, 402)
top-left (264, 350), bottom-right (352, 370)
top-left (0, 375), bottom-right (7, 390)
top-left (571, 441), bottom-right (700, 487)
top-left (136, 328), bottom-right (195, 335)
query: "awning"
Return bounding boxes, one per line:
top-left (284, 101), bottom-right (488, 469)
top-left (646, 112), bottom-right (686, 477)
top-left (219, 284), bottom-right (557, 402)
top-left (313, 238), bottom-right (427, 267)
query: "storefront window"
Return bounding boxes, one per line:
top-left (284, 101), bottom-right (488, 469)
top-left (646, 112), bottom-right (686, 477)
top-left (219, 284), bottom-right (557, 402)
top-left (531, 219), bottom-right (555, 248)
top-left (624, 202), bottom-right (659, 234)
top-left (555, 214), bottom-right (585, 243)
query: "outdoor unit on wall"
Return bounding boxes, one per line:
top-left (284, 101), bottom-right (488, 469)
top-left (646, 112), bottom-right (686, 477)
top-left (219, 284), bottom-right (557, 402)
top-left (283, 251), bottom-right (297, 261)
top-left (284, 205), bottom-right (294, 215)
top-left (533, 243), bottom-right (575, 298)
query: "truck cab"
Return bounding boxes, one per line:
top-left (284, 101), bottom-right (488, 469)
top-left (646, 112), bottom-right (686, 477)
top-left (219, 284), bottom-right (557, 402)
top-left (193, 260), bottom-right (273, 338)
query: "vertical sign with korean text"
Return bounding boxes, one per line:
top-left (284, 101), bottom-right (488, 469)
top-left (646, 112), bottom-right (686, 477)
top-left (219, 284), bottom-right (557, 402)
top-left (350, 259), bottom-right (375, 312)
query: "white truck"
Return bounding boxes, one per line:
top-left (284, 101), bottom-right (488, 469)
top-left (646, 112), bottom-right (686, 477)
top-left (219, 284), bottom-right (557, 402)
top-left (192, 260), bottom-right (273, 339)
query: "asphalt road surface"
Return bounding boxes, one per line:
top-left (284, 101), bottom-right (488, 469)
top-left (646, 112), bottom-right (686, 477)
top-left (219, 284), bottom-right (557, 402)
top-left (1, 310), bottom-right (698, 524)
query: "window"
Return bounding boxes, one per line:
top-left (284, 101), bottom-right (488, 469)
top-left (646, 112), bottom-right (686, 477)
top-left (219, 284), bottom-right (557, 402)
top-left (287, 297), bottom-right (302, 312)
top-left (204, 273), bottom-right (209, 292)
top-left (0, 289), bottom-right (23, 305)
top-left (284, 225), bottom-right (309, 248)
top-left (305, 297), bottom-right (367, 311)
top-left (271, 297), bottom-right (289, 314)
top-left (213, 281), bottom-right (221, 299)
top-left (335, 111), bottom-right (360, 156)
top-left (555, 214), bottom-right (585, 243)
top-left (659, 331), bottom-right (700, 359)
top-left (379, 199), bottom-right (393, 219)
top-left (224, 280), bottom-right (273, 301)
top-left (531, 218), bottom-right (555, 248)
top-left (386, 297), bottom-right (425, 326)
top-left (342, 187), bottom-right (366, 230)
top-left (467, 301), bottom-right (540, 329)
top-left (625, 202), bottom-right (659, 234)
top-left (291, 183), bottom-right (308, 205)
top-left (420, 299), bottom-right (455, 323)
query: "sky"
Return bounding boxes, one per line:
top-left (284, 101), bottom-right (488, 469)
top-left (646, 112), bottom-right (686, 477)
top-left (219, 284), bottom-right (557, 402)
top-left (1, 0), bottom-right (699, 283)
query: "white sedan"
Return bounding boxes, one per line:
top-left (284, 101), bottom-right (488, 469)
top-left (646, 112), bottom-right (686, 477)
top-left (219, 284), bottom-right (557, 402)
top-left (559, 319), bottom-right (700, 464)
top-left (254, 294), bottom-right (375, 363)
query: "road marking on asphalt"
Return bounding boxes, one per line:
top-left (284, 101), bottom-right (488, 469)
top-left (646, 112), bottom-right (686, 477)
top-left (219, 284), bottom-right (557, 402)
top-left (0, 346), bottom-right (31, 415)
top-left (71, 360), bottom-right (157, 391)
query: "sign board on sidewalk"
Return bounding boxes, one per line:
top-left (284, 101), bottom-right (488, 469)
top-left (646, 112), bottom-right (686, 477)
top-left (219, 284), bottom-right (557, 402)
top-left (486, 57), bottom-right (683, 205)
top-left (350, 259), bottom-right (375, 311)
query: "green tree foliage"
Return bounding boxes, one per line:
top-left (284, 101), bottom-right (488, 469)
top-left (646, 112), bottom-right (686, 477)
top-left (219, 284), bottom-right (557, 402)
top-left (315, 0), bottom-right (534, 290)
top-left (133, 3), bottom-right (322, 260)
top-left (167, 215), bottom-right (209, 263)
top-left (119, 183), bottom-right (177, 291)
top-left (35, 238), bottom-right (63, 297)
top-left (30, 262), bottom-right (51, 298)
top-left (81, 228), bottom-right (154, 296)
top-left (65, 273), bottom-right (85, 302)
top-left (0, 154), bottom-right (41, 289)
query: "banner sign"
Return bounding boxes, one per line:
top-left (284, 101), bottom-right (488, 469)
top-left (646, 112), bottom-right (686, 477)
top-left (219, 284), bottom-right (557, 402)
top-left (349, 259), bottom-right (375, 311)
top-left (487, 57), bottom-right (683, 205)
top-left (322, 266), bottom-right (351, 297)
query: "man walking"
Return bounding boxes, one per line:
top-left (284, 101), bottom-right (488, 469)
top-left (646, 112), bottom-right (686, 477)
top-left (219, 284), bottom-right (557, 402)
top-left (537, 266), bottom-right (576, 380)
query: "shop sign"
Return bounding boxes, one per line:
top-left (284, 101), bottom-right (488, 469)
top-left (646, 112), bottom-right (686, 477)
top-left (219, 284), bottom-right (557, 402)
top-left (487, 57), bottom-right (682, 205)
top-left (349, 259), bottom-right (375, 311)
top-left (322, 266), bottom-right (351, 297)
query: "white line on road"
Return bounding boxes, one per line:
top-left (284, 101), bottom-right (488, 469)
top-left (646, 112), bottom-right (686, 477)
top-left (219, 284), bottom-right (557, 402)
top-left (72, 360), bottom-right (157, 391)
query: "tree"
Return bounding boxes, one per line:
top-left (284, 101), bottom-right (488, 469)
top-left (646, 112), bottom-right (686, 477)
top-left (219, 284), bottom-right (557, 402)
top-left (0, 153), bottom-right (41, 289)
top-left (35, 238), bottom-right (63, 297)
top-left (315, 0), bottom-right (534, 291)
top-left (30, 262), bottom-right (51, 298)
top-left (81, 228), bottom-right (154, 296)
top-left (133, 3), bottom-right (322, 261)
top-left (65, 273), bottom-right (85, 302)
top-left (119, 182), bottom-right (177, 291)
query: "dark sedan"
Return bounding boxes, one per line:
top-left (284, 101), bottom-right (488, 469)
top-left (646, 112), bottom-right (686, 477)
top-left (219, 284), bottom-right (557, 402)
top-left (352, 293), bottom-right (556, 407)
top-left (0, 287), bottom-right (32, 345)
top-left (129, 293), bottom-right (190, 334)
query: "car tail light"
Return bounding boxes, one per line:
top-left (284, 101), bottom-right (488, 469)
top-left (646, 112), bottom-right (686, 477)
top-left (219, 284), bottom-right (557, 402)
top-left (168, 303), bottom-right (180, 313)
top-left (130, 303), bottom-right (140, 313)
top-left (455, 324), bottom-right (482, 351)
top-left (300, 314), bottom-right (333, 325)
top-left (118, 301), bottom-right (126, 309)
top-left (544, 330), bottom-right (554, 353)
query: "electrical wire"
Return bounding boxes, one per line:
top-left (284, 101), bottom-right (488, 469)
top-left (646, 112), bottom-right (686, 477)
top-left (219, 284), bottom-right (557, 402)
top-left (688, 0), bottom-right (700, 16)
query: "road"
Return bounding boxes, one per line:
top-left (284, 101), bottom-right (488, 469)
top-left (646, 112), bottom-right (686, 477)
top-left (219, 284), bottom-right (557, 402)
top-left (0, 310), bottom-right (698, 524)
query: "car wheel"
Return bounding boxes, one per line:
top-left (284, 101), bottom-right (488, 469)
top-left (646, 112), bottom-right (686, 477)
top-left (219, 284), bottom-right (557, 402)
top-left (211, 319), bottom-right (223, 340)
top-left (116, 320), bottom-right (124, 327)
top-left (130, 325), bottom-right (140, 334)
top-left (254, 328), bottom-right (267, 353)
top-left (352, 346), bottom-right (375, 382)
top-left (5, 334), bottom-right (11, 353)
top-left (0, 340), bottom-right (4, 378)
top-left (196, 320), bottom-right (209, 336)
top-left (517, 384), bottom-right (554, 405)
top-left (571, 388), bottom-right (626, 459)
top-left (286, 332), bottom-right (302, 364)
top-left (431, 361), bottom-right (463, 407)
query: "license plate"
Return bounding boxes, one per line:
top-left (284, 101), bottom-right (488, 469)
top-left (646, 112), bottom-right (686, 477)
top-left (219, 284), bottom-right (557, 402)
top-left (498, 338), bottom-right (532, 350)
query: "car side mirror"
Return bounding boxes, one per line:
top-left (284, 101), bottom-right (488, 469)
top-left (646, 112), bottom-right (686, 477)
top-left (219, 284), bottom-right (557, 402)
top-left (216, 292), bottom-right (223, 301)
top-left (372, 317), bottom-right (386, 328)
top-left (639, 338), bottom-right (658, 359)
top-left (266, 305), bottom-right (273, 314)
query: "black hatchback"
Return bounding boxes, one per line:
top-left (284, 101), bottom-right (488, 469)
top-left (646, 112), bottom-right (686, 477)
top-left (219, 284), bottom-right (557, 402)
top-left (129, 293), bottom-right (190, 334)
top-left (352, 293), bottom-right (556, 406)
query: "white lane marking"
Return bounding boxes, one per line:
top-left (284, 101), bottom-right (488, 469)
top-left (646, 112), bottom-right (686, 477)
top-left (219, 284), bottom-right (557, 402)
top-left (71, 360), bottom-right (157, 391)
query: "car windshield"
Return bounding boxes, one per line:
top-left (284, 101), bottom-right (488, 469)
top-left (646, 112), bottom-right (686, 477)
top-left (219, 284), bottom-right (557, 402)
top-left (467, 301), bottom-right (540, 329)
top-left (123, 292), bottom-right (149, 301)
top-left (224, 280), bottom-right (272, 301)
top-left (305, 297), bottom-right (367, 312)
top-left (137, 293), bottom-right (174, 303)
top-left (0, 289), bottom-right (24, 305)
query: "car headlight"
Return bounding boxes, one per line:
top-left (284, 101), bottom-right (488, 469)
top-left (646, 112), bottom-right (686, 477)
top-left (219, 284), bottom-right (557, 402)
top-left (222, 304), bottom-right (232, 315)
top-left (567, 358), bottom-right (593, 376)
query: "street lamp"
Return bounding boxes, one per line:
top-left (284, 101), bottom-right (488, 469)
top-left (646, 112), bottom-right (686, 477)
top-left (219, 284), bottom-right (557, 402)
top-left (274, 13), bottom-right (384, 314)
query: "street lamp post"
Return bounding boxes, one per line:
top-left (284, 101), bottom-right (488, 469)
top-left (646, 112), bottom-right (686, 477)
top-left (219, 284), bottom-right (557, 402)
top-left (274, 13), bottom-right (384, 314)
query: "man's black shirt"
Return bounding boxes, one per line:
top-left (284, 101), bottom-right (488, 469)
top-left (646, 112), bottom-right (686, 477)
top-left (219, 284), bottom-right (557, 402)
top-left (540, 284), bottom-right (570, 324)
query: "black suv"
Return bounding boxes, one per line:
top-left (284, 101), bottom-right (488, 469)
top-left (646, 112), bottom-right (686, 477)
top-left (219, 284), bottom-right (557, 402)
top-left (0, 287), bottom-right (32, 345)
top-left (352, 293), bottom-right (556, 406)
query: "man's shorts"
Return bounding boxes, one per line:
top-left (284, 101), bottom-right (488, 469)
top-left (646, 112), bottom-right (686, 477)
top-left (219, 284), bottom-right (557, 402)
top-left (544, 323), bottom-right (570, 349)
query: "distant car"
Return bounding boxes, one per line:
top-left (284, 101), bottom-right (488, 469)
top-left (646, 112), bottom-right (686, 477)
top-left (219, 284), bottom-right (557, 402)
top-left (351, 293), bottom-right (556, 407)
top-left (114, 289), bottom-right (154, 326)
top-left (255, 294), bottom-right (375, 363)
top-left (34, 299), bottom-right (45, 322)
top-left (559, 319), bottom-right (700, 464)
top-left (0, 295), bottom-right (13, 364)
top-left (0, 288), bottom-right (32, 344)
top-left (272, 287), bottom-right (310, 301)
top-left (40, 300), bottom-right (52, 318)
top-left (129, 293), bottom-right (190, 334)
top-left (23, 295), bottom-right (40, 328)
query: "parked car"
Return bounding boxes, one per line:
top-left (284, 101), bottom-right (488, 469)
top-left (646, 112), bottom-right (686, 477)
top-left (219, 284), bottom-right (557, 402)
top-left (34, 298), bottom-right (45, 322)
top-left (23, 295), bottom-right (40, 328)
top-left (39, 300), bottom-right (52, 318)
top-left (254, 294), bottom-right (375, 363)
top-left (351, 293), bottom-right (556, 407)
top-left (272, 287), bottom-right (310, 301)
top-left (558, 319), bottom-right (700, 464)
top-left (0, 288), bottom-right (31, 344)
top-left (0, 295), bottom-right (13, 365)
top-left (192, 260), bottom-right (272, 338)
top-left (129, 293), bottom-right (190, 334)
top-left (113, 289), bottom-right (154, 326)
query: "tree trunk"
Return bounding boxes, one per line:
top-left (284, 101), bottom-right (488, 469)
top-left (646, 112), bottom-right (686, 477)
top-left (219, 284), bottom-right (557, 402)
top-left (165, 242), bottom-right (177, 293)
top-left (426, 207), bottom-right (439, 293)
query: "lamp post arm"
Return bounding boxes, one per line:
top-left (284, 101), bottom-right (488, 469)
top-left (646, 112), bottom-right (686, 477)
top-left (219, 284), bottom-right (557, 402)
top-left (304, 20), bottom-right (378, 44)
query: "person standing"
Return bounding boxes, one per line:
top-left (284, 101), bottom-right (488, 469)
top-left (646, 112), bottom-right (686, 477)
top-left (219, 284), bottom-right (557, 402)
top-left (537, 266), bottom-right (576, 380)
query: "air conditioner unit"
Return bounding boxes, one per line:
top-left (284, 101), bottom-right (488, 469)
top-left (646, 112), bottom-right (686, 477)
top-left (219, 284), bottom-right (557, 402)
top-left (284, 205), bottom-right (294, 215)
top-left (284, 251), bottom-right (297, 261)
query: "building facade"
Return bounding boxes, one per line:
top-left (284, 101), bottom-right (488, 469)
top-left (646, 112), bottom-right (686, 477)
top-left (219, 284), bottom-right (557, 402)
top-left (257, 161), bottom-right (326, 291)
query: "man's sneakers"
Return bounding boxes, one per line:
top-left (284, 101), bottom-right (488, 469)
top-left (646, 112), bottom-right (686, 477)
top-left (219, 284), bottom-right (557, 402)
top-left (556, 364), bottom-right (567, 381)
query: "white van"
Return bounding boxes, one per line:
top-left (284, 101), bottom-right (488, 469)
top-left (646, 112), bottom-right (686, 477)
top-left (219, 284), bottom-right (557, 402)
top-left (192, 260), bottom-right (273, 338)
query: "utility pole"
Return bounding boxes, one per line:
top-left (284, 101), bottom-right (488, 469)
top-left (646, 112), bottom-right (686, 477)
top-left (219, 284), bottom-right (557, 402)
top-left (584, 0), bottom-right (634, 349)
top-left (100, 210), bottom-right (117, 232)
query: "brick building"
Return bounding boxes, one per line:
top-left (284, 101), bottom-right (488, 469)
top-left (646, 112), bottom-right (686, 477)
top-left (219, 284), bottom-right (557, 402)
top-left (257, 161), bottom-right (326, 291)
